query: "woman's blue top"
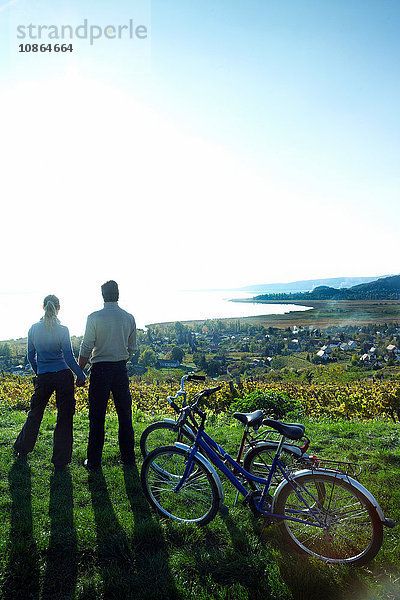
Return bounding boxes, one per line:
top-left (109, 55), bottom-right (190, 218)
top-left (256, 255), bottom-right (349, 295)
top-left (27, 319), bottom-right (86, 380)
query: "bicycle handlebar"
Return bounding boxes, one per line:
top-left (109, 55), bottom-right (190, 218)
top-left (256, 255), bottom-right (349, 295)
top-left (186, 374), bottom-right (206, 382)
top-left (195, 385), bottom-right (222, 400)
top-left (176, 385), bottom-right (222, 428)
top-left (167, 373), bottom-right (207, 408)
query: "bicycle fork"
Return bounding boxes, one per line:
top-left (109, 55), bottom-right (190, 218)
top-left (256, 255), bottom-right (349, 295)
top-left (173, 446), bottom-right (198, 493)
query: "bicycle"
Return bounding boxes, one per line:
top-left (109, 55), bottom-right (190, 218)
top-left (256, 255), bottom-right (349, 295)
top-left (141, 386), bottom-right (395, 566)
top-left (140, 374), bottom-right (314, 487)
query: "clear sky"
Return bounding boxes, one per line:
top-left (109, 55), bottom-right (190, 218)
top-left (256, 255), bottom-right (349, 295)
top-left (1, 0), bottom-right (399, 326)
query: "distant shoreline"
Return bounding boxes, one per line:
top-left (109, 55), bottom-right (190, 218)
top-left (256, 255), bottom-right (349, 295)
top-left (2, 300), bottom-right (399, 342)
top-left (147, 299), bottom-right (400, 329)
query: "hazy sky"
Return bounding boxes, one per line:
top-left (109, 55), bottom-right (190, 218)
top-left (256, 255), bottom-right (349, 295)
top-left (1, 0), bottom-right (399, 319)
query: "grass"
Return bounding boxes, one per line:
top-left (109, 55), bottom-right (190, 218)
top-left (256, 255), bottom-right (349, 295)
top-left (0, 408), bottom-right (399, 600)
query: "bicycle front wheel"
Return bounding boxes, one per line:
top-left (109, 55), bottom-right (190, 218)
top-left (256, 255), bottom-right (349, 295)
top-left (274, 472), bottom-right (383, 565)
top-left (140, 421), bottom-right (194, 459)
top-left (141, 446), bottom-right (220, 525)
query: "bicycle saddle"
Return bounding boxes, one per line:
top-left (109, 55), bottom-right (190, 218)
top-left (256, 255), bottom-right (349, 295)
top-left (232, 410), bottom-right (264, 428)
top-left (263, 419), bottom-right (305, 440)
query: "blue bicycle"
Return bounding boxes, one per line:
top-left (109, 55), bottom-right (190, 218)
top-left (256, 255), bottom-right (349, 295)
top-left (141, 386), bottom-right (395, 565)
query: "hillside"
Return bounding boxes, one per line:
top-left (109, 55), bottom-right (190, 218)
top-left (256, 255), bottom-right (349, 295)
top-left (253, 274), bottom-right (400, 301)
top-left (239, 275), bottom-right (389, 294)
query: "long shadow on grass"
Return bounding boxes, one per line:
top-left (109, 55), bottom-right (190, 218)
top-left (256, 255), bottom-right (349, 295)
top-left (206, 514), bottom-right (281, 600)
top-left (167, 509), bottom-right (280, 600)
top-left (3, 461), bottom-right (40, 600)
top-left (123, 464), bottom-right (179, 600)
top-left (88, 470), bottom-right (136, 598)
top-left (41, 470), bottom-right (78, 600)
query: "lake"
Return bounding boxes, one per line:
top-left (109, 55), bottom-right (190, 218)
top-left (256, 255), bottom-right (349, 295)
top-left (139, 290), bottom-right (310, 327)
top-left (0, 289), bottom-right (310, 340)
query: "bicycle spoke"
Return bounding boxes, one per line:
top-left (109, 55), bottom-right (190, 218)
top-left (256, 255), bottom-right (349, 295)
top-left (142, 447), bottom-right (219, 524)
top-left (275, 473), bottom-right (383, 565)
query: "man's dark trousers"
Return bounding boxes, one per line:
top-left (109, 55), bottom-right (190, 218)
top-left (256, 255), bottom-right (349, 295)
top-left (87, 361), bottom-right (135, 467)
top-left (14, 369), bottom-right (75, 467)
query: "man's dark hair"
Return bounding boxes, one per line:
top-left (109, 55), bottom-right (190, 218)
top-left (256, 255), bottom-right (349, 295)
top-left (101, 280), bottom-right (119, 302)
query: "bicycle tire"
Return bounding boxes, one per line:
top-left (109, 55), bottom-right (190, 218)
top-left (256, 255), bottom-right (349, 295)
top-left (141, 445), bottom-right (220, 525)
top-left (243, 442), bottom-right (303, 489)
top-left (140, 421), bottom-right (195, 459)
top-left (274, 472), bottom-right (383, 565)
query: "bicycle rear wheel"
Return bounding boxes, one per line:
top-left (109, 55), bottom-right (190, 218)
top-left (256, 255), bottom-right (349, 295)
top-left (141, 446), bottom-right (220, 525)
top-left (140, 421), bottom-right (194, 459)
top-left (243, 442), bottom-right (301, 489)
top-left (274, 472), bottom-right (383, 565)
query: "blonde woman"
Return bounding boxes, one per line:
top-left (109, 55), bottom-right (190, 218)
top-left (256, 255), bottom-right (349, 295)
top-left (13, 294), bottom-right (86, 471)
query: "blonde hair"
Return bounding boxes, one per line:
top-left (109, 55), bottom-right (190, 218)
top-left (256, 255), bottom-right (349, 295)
top-left (43, 294), bottom-right (60, 331)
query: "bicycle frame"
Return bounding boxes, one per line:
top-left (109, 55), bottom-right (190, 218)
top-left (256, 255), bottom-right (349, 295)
top-left (175, 427), bottom-right (326, 528)
top-left (171, 415), bottom-right (288, 467)
top-left (164, 379), bottom-right (308, 465)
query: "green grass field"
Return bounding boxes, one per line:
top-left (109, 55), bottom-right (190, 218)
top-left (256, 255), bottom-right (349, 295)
top-left (0, 409), bottom-right (399, 600)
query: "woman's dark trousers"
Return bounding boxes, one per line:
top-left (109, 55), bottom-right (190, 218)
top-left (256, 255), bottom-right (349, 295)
top-left (14, 369), bottom-right (75, 467)
top-left (87, 361), bottom-right (135, 468)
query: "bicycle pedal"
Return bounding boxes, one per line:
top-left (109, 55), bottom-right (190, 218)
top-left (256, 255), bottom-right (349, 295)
top-left (242, 492), bottom-right (252, 506)
top-left (383, 517), bottom-right (396, 528)
top-left (219, 504), bottom-right (229, 516)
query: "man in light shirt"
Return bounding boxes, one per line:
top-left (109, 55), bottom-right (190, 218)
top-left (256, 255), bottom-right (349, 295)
top-left (78, 280), bottom-right (136, 470)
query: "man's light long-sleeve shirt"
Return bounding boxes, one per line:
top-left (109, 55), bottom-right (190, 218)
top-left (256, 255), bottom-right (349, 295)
top-left (79, 302), bottom-right (136, 363)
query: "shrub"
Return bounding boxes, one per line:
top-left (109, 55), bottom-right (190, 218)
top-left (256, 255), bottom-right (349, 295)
top-left (229, 389), bottom-right (302, 420)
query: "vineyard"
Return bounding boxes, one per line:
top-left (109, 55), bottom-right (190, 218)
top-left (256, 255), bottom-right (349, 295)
top-left (1, 373), bottom-right (399, 600)
top-left (1, 374), bottom-right (400, 422)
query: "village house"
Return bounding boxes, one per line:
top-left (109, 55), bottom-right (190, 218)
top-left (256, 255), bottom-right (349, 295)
top-left (288, 339), bottom-right (301, 352)
top-left (360, 353), bottom-right (379, 368)
top-left (386, 344), bottom-right (400, 361)
top-left (320, 345), bottom-right (332, 354)
top-left (157, 359), bottom-right (181, 369)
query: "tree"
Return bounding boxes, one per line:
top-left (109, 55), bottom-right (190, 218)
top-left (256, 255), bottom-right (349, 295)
top-left (271, 356), bottom-right (285, 370)
top-left (205, 359), bottom-right (221, 377)
top-left (350, 354), bottom-right (360, 367)
top-left (139, 348), bottom-right (158, 367)
top-left (249, 342), bottom-right (258, 353)
top-left (1, 343), bottom-right (12, 361)
top-left (193, 352), bottom-right (207, 370)
top-left (170, 346), bottom-right (184, 364)
top-left (174, 321), bottom-right (186, 336)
